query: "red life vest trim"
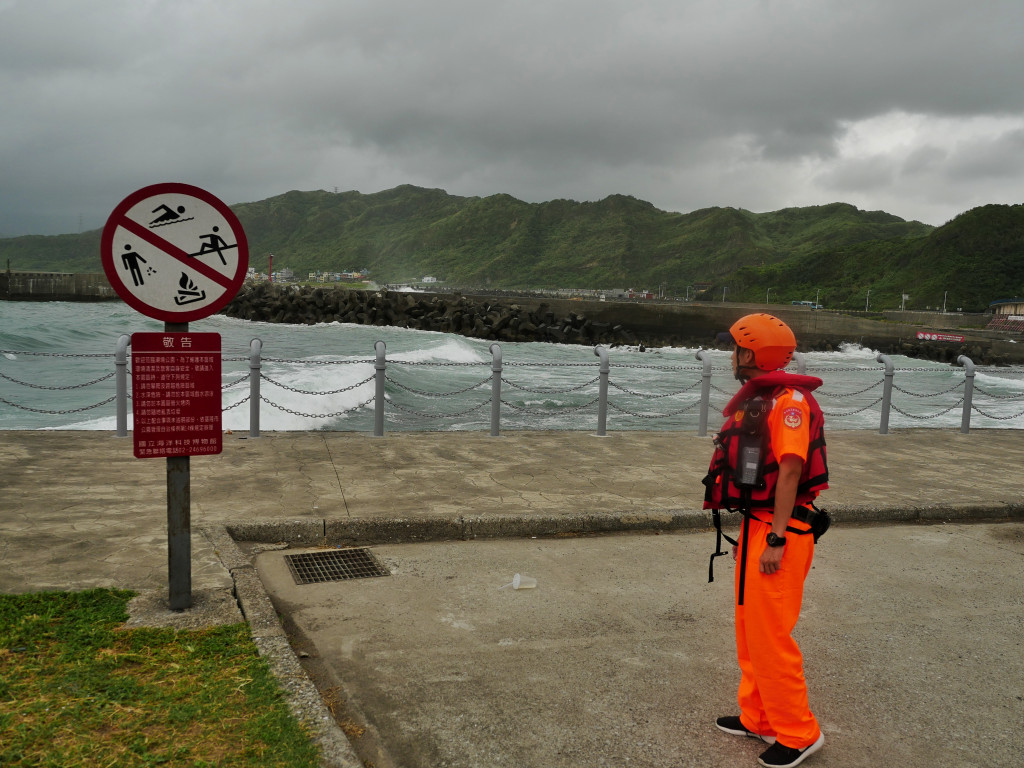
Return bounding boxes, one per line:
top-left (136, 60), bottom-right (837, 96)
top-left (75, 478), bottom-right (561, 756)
top-left (703, 372), bottom-right (829, 513)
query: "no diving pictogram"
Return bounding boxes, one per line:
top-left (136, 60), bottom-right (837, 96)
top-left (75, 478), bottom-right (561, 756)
top-left (101, 183), bottom-right (249, 322)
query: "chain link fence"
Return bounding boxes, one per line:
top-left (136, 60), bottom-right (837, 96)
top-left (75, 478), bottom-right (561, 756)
top-left (3, 343), bottom-right (1024, 433)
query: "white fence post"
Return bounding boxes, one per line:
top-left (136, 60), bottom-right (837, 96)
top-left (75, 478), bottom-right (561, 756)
top-left (957, 355), bottom-right (975, 434)
top-left (373, 341), bottom-right (386, 437)
top-left (594, 345), bottom-right (609, 436)
top-left (489, 343), bottom-right (502, 437)
top-left (696, 349), bottom-right (713, 436)
top-left (115, 334), bottom-right (130, 437)
top-left (877, 353), bottom-right (894, 434)
top-left (249, 338), bottom-right (262, 437)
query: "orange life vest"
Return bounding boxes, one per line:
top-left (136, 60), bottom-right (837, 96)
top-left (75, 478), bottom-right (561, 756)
top-left (703, 371), bottom-right (829, 513)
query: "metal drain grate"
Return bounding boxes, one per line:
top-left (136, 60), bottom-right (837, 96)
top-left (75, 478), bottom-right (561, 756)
top-left (284, 548), bottom-right (390, 585)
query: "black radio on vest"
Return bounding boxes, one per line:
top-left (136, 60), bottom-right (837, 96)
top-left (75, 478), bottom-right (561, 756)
top-left (734, 396), bottom-right (769, 489)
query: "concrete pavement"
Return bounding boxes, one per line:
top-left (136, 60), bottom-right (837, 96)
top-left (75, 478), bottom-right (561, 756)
top-left (257, 525), bottom-right (1024, 768)
top-left (2, 429), bottom-right (1023, 767)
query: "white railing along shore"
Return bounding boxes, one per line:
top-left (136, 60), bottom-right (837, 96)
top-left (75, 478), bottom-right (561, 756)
top-left (3, 337), bottom-right (1024, 435)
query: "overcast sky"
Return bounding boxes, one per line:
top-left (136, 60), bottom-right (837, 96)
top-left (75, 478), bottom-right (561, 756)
top-left (2, 0), bottom-right (1024, 237)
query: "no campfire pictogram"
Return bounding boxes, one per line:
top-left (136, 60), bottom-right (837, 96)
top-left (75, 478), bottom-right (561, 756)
top-left (101, 183), bottom-right (249, 322)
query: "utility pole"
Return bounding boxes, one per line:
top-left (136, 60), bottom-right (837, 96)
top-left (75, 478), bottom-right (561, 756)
top-left (943, 291), bottom-right (948, 312)
top-left (865, 289), bottom-right (871, 312)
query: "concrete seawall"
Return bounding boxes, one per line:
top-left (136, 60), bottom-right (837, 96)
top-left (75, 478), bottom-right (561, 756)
top-left (475, 294), bottom-right (1021, 364)
top-left (1, 270), bottom-right (116, 301)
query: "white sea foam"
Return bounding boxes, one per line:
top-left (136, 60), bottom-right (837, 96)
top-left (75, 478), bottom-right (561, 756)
top-left (391, 337), bottom-right (488, 365)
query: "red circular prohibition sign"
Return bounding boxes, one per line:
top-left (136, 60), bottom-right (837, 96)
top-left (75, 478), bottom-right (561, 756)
top-left (101, 182), bottom-right (249, 323)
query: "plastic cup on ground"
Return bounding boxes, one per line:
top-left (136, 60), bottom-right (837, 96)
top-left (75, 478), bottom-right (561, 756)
top-left (512, 573), bottom-right (536, 589)
top-left (499, 573), bottom-right (538, 590)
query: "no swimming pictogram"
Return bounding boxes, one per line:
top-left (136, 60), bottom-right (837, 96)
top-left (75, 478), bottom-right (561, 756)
top-left (101, 183), bottom-right (249, 322)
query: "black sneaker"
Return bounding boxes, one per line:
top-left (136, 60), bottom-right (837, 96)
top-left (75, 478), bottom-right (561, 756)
top-left (757, 732), bottom-right (825, 767)
top-left (715, 716), bottom-right (776, 744)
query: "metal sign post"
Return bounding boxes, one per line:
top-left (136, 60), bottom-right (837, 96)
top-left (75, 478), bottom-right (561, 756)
top-left (102, 183), bottom-right (248, 611)
top-left (166, 321), bottom-right (191, 610)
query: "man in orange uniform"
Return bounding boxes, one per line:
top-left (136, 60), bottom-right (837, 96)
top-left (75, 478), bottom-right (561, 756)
top-left (703, 313), bottom-right (829, 768)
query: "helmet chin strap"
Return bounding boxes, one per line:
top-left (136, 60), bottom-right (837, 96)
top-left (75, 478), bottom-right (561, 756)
top-left (733, 344), bottom-right (760, 382)
top-left (734, 363), bottom-right (758, 383)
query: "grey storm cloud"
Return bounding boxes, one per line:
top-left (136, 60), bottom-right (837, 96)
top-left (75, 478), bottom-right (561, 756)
top-left (2, 0), bottom-right (1024, 236)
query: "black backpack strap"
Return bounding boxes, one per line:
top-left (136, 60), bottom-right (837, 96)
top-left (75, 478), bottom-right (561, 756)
top-left (708, 508), bottom-right (738, 583)
top-left (737, 513), bottom-right (757, 606)
top-left (709, 492), bottom-right (757, 606)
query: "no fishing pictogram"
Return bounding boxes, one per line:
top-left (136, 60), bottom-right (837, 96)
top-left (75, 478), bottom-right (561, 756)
top-left (101, 183), bottom-right (249, 322)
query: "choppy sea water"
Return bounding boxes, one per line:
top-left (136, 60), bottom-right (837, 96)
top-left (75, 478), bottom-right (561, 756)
top-left (3, 301), bottom-right (1024, 432)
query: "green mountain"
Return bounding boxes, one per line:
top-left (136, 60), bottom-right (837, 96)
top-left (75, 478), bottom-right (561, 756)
top-left (3, 184), bottom-right (1022, 311)
top-left (719, 203), bottom-right (1024, 311)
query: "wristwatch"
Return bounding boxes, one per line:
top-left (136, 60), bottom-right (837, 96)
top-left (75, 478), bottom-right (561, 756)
top-left (766, 532), bottom-right (787, 548)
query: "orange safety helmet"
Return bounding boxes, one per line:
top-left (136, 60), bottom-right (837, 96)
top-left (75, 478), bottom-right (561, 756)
top-left (730, 313), bottom-right (796, 371)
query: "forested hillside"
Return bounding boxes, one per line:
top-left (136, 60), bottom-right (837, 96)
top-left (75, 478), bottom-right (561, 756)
top-left (3, 184), bottom-right (1023, 311)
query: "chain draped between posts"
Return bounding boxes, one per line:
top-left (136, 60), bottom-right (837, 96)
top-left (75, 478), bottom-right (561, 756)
top-left (3, 343), bottom-right (1024, 435)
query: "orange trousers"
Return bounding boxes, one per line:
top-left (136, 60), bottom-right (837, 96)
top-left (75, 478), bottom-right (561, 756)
top-left (734, 516), bottom-right (821, 749)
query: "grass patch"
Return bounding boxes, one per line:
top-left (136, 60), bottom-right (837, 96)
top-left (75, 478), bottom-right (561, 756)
top-left (0, 589), bottom-right (319, 767)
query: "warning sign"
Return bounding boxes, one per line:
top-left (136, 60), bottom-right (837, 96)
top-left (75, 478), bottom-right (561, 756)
top-left (102, 183), bottom-right (248, 322)
top-left (131, 332), bottom-right (222, 458)
top-left (916, 331), bottom-right (965, 343)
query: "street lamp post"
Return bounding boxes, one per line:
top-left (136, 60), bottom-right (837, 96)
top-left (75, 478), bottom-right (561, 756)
top-left (722, 286), bottom-right (728, 302)
top-left (865, 289), bottom-right (871, 312)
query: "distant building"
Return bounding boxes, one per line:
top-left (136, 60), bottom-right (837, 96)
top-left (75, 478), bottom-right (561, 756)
top-left (245, 266), bottom-right (269, 283)
top-left (990, 298), bottom-right (1024, 316)
top-left (987, 298), bottom-right (1024, 332)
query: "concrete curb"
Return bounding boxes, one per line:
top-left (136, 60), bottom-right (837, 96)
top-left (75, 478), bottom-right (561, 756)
top-left (200, 525), bottom-right (363, 768)
top-left (224, 509), bottom-right (717, 546)
top-left (823, 501), bottom-right (1024, 524)
top-left (222, 503), bottom-right (1024, 547)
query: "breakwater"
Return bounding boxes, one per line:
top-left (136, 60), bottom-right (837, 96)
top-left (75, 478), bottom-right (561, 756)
top-left (222, 284), bottom-right (661, 347)
top-left (1, 271), bottom-right (116, 301)
top-left (221, 284), bottom-right (1023, 365)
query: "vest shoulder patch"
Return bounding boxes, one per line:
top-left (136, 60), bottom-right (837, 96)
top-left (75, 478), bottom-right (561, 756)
top-left (782, 407), bottom-right (803, 429)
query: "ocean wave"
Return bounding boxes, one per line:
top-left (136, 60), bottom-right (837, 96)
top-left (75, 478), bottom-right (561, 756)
top-left (390, 337), bottom-right (488, 365)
